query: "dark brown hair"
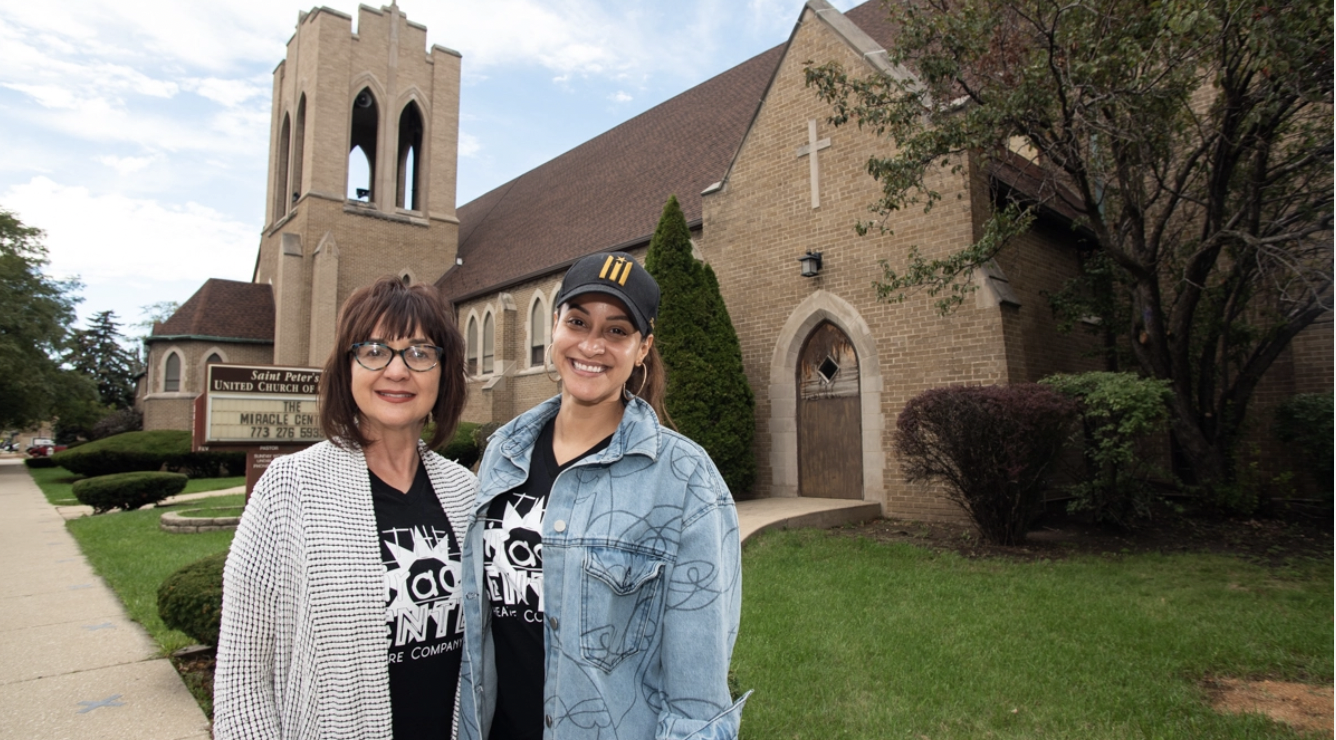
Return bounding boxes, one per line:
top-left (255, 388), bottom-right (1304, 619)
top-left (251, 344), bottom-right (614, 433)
top-left (320, 276), bottom-right (467, 450)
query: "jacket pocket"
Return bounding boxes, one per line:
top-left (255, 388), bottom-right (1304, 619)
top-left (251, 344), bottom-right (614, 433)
top-left (580, 547), bottom-right (666, 672)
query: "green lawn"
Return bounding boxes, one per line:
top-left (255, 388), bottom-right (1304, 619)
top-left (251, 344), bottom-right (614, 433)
top-left (62, 489), bottom-right (240, 653)
top-left (28, 464), bottom-right (242, 506)
top-left (734, 529), bottom-right (1331, 739)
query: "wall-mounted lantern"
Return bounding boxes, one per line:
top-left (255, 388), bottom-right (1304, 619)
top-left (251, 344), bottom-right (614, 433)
top-left (798, 250), bottom-right (823, 278)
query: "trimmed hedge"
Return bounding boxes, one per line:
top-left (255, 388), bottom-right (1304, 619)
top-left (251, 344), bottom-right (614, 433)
top-left (51, 430), bottom-right (244, 478)
top-left (23, 456), bottom-right (57, 469)
top-left (422, 421), bottom-right (482, 469)
top-left (896, 384), bottom-right (1077, 545)
top-left (72, 471), bottom-right (189, 514)
top-left (157, 550), bottom-right (227, 647)
top-left (441, 421), bottom-right (482, 469)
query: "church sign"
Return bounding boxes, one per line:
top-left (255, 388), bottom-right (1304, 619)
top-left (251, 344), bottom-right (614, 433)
top-left (193, 364), bottom-right (324, 495)
top-left (204, 365), bottom-right (323, 442)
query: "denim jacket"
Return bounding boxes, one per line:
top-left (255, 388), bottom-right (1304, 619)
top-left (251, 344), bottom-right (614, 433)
top-left (459, 395), bottom-right (748, 740)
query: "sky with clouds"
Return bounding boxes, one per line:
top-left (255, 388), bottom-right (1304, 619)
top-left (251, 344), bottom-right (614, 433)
top-left (0, 0), bottom-right (860, 332)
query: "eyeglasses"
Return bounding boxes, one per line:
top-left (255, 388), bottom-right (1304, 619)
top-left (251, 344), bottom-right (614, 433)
top-left (350, 342), bottom-right (444, 372)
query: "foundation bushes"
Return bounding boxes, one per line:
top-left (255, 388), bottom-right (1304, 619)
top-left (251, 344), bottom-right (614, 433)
top-left (1040, 372), bottom-right (1173, 528)
top-left (158, 550), bottom-right (227, 647)
top-left (50, 430), bottom-right (244, 478)
top-left (896, 384), bottom-right (1077, 545)
top-left (421, 421), bottom-right (483, 469)
top-left (442, 421), bottom-right (482, 469)
top-left (73, 471), bottom-right (189, 514)
top-left (1273, 393), bottom-right (1334, 497)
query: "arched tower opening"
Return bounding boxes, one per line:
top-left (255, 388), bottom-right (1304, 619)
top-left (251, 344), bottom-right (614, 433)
top-left (273, 113), bottom-right (291, 219)
top-left (396, 101), bottom-right (424, 211)
top-left (348, 87), bottom-right (379, 201)
top-left (290, 94), bottom-right (306, 207)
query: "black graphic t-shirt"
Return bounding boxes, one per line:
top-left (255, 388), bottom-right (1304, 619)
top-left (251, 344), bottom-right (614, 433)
top-left (371, 463), bottom-right (462, 740)
top-left (483, 420), bottom-right (610, 740)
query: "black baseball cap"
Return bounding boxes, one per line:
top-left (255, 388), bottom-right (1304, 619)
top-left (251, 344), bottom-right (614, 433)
top-left (554, 252), bottom-right (660, 336)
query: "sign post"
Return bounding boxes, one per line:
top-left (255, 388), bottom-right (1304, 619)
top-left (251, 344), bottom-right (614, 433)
top-left (193, 364), bottom-right (324, 496)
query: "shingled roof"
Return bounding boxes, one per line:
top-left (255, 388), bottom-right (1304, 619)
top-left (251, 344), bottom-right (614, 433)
top-left (436, 1), bottom-right (899, 303)
top-left (149, 278), bottom-right (274, 343)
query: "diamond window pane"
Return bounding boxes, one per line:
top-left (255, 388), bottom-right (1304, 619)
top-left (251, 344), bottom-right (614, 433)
top-left (817, 356), bottom-right (839, 383)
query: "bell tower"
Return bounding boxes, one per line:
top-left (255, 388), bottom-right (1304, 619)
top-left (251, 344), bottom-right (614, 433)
top-left (254, 3), bottom-right (461, 367)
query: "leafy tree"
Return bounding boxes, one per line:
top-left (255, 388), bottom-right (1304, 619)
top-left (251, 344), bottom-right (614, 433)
top-left (0, 208), bottom-right (97, 431)
top-left (644, 195), bottom-right (757, 496)
top-left (68, 311), bottom-right (140, 410)
top-left (805, 0), bottom-right (1332, 492)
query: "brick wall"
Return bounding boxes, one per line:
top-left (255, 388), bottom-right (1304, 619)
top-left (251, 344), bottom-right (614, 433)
top-left (142, 340), bottom-right (275, 431)
top-left (701, 8), bottom-right (1098, 521)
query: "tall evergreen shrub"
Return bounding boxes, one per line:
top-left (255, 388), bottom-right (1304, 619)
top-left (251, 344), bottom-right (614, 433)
top-left (644, 196), bottom-right (756, 496)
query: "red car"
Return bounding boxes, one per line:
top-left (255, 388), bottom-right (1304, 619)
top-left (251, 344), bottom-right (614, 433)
top-left (25, 439), bottom-right (67, 457)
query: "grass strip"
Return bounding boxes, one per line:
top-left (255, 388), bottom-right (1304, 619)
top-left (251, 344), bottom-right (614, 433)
top-left (64, 496), bottom-right (237, 653)
top-left (734, 529), bottom-right (1331, 740)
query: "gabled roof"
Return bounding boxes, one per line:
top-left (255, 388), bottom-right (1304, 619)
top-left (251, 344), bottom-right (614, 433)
top-left (149, 278), bottom-right (275, 343)
top-left (437, 1), bottom-right (899, 303)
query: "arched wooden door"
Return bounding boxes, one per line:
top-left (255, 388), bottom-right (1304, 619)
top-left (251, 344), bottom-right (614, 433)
top-left (797, 321), bottom-right (863, 499)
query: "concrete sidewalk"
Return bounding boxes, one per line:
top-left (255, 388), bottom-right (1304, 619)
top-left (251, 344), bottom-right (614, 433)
top-left (0, 459), bottom-right (211, 740)
top-left (737, 496), bottom-right (881, 542)
top-left (0, 457), bottom-right (877, 739)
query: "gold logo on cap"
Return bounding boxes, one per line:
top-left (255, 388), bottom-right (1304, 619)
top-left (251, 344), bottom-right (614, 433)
top-left (599, 255), bottom-right (632, 286)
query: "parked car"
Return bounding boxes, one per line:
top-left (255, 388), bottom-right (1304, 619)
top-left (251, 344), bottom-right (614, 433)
top-left (26, 439), bottom-right (66, 457)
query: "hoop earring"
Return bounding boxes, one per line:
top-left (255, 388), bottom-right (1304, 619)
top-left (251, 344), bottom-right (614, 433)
top-left (626, 363), bottom-right (647, 399)
top-left (544, 344), bottom-right (561, 383)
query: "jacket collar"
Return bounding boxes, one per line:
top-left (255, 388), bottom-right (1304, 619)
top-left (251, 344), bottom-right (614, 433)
top-left (484, 394), bottom-right (661, 499)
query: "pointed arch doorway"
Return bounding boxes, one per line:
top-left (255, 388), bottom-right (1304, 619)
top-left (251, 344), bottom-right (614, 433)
top-left (797, 321), bottom-right (863, 499)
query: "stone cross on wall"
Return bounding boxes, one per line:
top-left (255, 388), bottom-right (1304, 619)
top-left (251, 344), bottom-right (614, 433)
top-left (795, 119), bottom-right (832, 209)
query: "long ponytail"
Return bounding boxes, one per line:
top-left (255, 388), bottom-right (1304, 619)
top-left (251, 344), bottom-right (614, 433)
top-left (628, 344), bottom-right (674, 431)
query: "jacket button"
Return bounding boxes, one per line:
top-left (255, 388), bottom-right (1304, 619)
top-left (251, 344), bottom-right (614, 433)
top-left (549, 616), bottom-right (559, 630)
top-left (553, 520), bottom-right (567, 532)
top-left (545, 715), bottom-right (553, 728)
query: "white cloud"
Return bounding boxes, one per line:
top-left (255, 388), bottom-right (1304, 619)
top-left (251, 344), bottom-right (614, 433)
top-left (96, 154), bottom-right (158, 176)
top-left (186, 77), bottom-right (267, 108)
top-left (3, 83), bottom-right (78, 109)
top-left (609, 91), bottom-right (632, 103)
top-left (458, 132), bottom-right (481, 157)
top-left (3, 176), bottom-right (256, 286)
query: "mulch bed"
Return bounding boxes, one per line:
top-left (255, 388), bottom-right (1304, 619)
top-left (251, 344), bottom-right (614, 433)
top-left (831, 503), bottom-right (1333, 565)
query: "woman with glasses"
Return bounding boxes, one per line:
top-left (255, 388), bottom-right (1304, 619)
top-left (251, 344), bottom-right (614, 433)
top-left (215, 276), bottom-right (477, 740)
top-left (457, 252), bottom-right (747, 740)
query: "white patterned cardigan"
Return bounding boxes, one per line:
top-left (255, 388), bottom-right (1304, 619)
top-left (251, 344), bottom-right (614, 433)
top-left (213, 440), bottom-right (478, 740)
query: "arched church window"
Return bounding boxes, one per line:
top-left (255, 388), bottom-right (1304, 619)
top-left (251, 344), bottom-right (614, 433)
top-left (206, 353), bottom-right (222, 365)
top-left (274, 113), bottom-right (291, 219)
top-left (482, 313), bottom-right (495, 375)
top-left (291, 94), bottom-right (306, 207)
top-left (396, 101), bottom-right (424, 211)
top-left (164, 352), bottom-right (182, 392)
top-left (466, 316), bottom-right (479, 375)
top-left (530, 297), bottom-right (547, 366)
top-left (348, 87), bottom-right (379, 201)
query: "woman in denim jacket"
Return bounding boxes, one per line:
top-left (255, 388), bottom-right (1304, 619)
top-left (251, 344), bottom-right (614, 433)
top-left (459, 252), bottom-right (747, 740)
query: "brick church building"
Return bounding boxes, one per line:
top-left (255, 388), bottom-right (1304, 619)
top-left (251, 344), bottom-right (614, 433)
top-left (142, 0), bottom-right (1331, 518)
